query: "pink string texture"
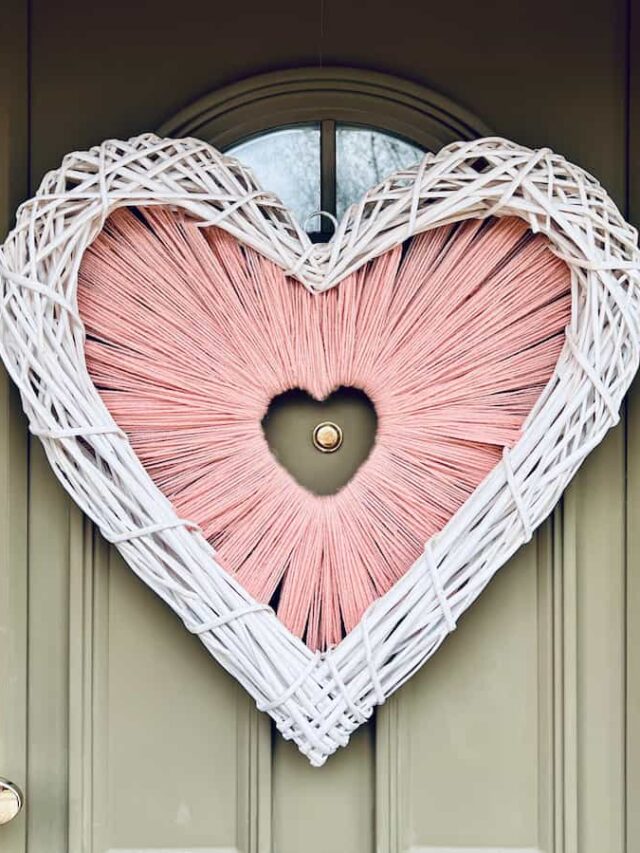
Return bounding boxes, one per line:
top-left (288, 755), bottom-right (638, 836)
top-left (78, 207), bottom-right (571, 650)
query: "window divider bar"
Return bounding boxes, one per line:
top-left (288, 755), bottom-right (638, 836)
top-left (320, 119), bottom-right (337, 233)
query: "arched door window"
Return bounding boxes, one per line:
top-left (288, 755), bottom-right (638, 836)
top-left (227, 124), bottom-right (423, 239)
top-left (159, 68), bottom-right (490, 239)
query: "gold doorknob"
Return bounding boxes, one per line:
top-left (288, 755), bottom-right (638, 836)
top-left (0, 778), bottom-right (23, 825)
top-left (312, 421), bottom-right (343, 453)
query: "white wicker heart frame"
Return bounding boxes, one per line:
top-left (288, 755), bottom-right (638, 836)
top-left (1, 134), bottom-right (639, 766)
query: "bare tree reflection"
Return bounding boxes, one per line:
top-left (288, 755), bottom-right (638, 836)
top-left (230, 127), bottom-right (321, 227)
top-left (336, 128), bottom-right (422, 219)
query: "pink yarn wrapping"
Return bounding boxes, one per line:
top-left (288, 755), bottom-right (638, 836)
top-left (78, 207), bottom-right (571, 650)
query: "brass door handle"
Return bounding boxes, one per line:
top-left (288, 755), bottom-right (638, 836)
top-left (0, 778), bottom-right (23, 825)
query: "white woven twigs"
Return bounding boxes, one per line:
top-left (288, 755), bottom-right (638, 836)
top-left (1, 134), bottom-right (639, 765)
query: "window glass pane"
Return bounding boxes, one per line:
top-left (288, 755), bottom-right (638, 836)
top-left (336, 125), bottom-right (424, 220)
top-left (227, 126), bottom-right (321, 228)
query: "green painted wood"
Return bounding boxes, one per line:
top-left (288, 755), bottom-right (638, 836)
top-left (272, 726), bottom-right (374, 853)
top-left (0, 2), bottom-right (632, 851)
top-left (0, 2), bottom-right (29, 852)
top-left (102, 555), bottom-right (252, 850)
top-left (562, 431), bottom-right (626, 853)
top-left (65, 531), bottom-right (272, 852)
top-left (626, 6), bottom-right (639, 852)
top-left (627, 383), bottom-right (639, 853)
top-left (572, 433), bottom-right (626, 853)
top-left (376, 542), bottom-right (552, 851)
top-left (26, 443), bottom-right (72, 853)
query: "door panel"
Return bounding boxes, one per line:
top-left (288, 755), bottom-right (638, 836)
top-left (373, 428), bottom-right (626, 853)
top-left (0, 1), bottom-right (636, 851)
top-left (80, 539), bottom-right (265, 852)
top-left (384, 544), bottom-right (551, 852)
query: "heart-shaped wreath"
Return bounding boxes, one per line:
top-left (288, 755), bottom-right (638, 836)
top-left (1, 134), bottom-right (638, 765)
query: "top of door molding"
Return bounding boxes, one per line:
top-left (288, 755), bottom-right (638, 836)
top-left (157, 67), bottom-right (492, 150)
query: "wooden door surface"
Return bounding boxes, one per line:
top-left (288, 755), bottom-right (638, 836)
top-left (1, 2), bottom-right (638, 851)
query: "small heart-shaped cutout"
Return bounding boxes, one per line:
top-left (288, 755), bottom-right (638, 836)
top-left (262, 387), bottom-right (377, 495)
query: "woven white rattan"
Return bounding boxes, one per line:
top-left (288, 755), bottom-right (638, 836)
top-left (1, 134), bottom-right (638, 766)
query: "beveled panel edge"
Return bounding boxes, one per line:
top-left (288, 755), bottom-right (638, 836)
top-left (234, 691), bottom-right (272, 853)
top-left (561, 427), bottom-right (626, 853)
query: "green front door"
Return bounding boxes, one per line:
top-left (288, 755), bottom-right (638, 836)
top-left (0, 1), bottom-right (637, 851)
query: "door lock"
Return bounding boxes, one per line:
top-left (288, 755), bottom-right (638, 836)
top-left (0, 778), bottom-right (23, 825)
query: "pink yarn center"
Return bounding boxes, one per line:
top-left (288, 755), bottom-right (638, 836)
top-left (78, 208), bottom-right (571, 650)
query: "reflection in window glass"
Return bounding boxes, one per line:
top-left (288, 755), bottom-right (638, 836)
top-left (336, 126), bottom-right (424, 219)
top-left (227, 126), bottom-right (321, 228)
